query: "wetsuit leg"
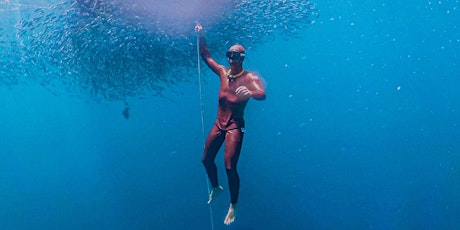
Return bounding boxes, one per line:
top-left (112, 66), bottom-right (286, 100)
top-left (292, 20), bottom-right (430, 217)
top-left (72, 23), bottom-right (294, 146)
top-left (224, 128), bottom-right (244, 204)
top-left (202, 124), bottom-right (225, 188)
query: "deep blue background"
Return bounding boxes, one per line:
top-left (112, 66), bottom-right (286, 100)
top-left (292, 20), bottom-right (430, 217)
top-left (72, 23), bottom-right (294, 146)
top-left (1, 0), bottom-right (459, 229)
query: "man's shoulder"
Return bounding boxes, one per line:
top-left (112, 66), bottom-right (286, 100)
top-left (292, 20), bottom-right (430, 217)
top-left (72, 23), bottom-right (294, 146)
top-left (246, 71), bottom-right (260, 80)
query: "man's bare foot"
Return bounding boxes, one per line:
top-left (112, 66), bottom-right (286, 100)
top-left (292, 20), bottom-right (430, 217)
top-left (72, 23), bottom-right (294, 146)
top-left (224, 203), bottom-right (237, 225)
top-left (207, 186), bottom-right (223, 204)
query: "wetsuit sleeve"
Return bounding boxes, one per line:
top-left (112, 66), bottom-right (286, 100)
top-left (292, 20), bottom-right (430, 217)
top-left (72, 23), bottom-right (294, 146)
top-left (199, 36), bottom-right (226, 77)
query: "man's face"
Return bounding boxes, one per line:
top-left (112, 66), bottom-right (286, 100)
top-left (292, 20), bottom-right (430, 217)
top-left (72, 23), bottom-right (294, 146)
top-left (226, 51), bottom-right (245, 65)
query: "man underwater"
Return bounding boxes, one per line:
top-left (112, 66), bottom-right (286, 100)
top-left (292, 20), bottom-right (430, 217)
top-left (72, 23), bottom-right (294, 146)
top-left (195, 23), bottom-right (266, 225)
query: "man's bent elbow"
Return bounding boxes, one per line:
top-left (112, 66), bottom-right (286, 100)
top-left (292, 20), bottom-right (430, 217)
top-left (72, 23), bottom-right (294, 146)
top-left (252, 91), bottom-right (266, 100)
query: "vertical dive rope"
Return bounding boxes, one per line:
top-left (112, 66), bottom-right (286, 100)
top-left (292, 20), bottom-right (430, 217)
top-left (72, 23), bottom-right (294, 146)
top-left (196, 33), bottom-right (215, 230)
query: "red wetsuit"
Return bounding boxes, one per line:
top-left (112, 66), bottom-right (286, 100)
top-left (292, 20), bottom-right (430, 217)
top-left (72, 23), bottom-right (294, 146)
top-left (199, 36), bottom-right (266, 205)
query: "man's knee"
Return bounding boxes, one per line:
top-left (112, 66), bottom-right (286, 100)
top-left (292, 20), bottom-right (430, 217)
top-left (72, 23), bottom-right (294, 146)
top-left (202, 154), bottom-right (217, 168)
top-left (202, 157), bottom-right (210, 166)
top-left (225, 156), bottom-right (240, 170)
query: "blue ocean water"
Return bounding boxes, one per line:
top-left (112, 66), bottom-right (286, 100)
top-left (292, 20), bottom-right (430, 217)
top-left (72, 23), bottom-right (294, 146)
top-left (1, 0), bottom-right (459, 229)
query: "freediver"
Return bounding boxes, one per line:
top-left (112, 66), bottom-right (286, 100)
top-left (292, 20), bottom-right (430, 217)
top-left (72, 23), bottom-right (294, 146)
top-left (195, 23), bottom-right (266, 225)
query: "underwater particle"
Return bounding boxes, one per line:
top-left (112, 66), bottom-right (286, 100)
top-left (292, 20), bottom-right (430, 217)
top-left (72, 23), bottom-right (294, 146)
top-left (397, 86), bottom-right (401, 91)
